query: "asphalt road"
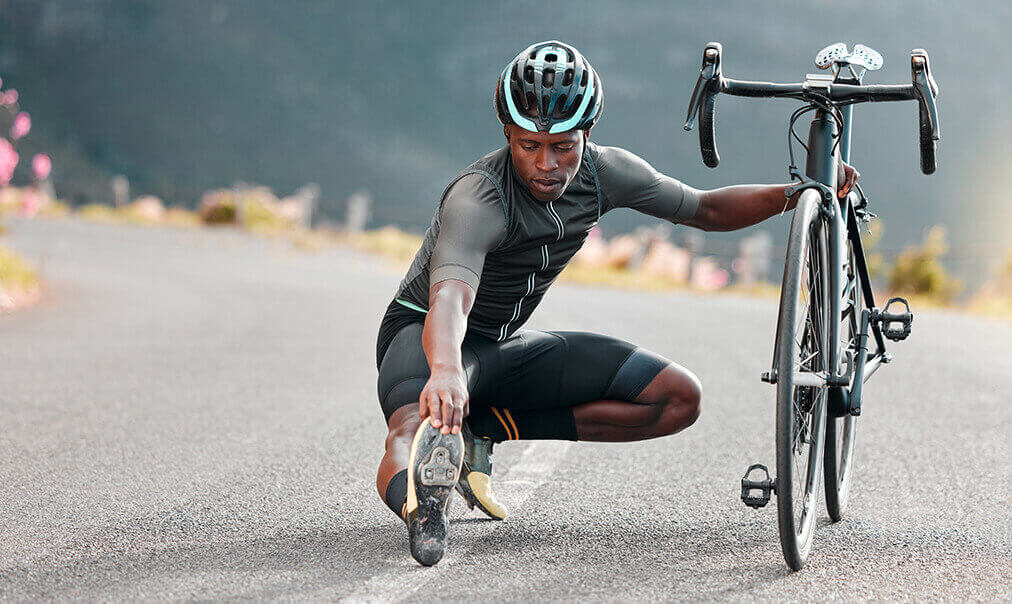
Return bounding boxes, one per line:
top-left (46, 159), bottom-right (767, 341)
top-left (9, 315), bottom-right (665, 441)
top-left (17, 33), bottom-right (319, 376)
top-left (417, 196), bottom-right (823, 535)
top-left (1, 218), bottom-right (1008, 601)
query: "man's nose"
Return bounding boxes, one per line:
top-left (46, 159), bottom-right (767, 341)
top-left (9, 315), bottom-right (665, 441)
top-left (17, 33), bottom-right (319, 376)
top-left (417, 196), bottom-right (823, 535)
top-left (535, 148), bottom-right (558, 172)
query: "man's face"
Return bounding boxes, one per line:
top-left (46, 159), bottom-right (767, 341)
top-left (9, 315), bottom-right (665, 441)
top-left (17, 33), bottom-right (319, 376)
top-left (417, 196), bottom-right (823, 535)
top-left (506, 125), bottom-right (587, 203)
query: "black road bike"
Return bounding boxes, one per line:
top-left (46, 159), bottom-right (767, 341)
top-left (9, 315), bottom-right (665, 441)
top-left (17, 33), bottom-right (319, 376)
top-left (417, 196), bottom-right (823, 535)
top-left (684, 42), bottom-right (939, 570)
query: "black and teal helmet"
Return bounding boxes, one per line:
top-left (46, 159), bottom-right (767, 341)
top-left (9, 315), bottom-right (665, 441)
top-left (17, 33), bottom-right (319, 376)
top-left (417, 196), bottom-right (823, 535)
top-left (495, 40), bottom-right (603, 134)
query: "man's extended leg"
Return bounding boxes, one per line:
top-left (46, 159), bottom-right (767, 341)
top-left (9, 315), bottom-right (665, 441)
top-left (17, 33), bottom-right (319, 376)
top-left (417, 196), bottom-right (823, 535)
top-left (375, 404), bottom-right (465, 566)
top-left (375, 322), bottom-right (481, 521)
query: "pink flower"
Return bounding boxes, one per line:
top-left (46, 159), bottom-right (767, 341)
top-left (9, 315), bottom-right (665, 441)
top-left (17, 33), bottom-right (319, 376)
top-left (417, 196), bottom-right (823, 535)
top-left (10, 111), bottom-right (30, 140)
top-left (0, 138), bottom-right (18, 186)
top-left (32, 153), bottom-right (51, 180)
top-left (3, 89), bottom-right (17, 106)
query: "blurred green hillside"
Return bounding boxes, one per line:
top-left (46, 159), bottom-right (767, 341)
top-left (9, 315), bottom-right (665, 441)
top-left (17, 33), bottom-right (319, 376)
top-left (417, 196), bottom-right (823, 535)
top-left (0, 1), bottom-right (1008, 285)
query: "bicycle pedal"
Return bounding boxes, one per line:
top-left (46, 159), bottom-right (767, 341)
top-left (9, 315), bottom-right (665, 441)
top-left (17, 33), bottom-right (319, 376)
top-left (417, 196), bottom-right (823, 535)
top-left (740, 464), bottom-right (775, 509)
top-left (872, 297), bottom-right (913, 342)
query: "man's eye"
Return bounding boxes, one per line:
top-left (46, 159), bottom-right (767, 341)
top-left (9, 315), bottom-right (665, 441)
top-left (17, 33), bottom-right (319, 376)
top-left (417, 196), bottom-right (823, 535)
top-left (556, 145), bottom-right (574, 151)
top-left (522, 145), bottom-right (537, 151)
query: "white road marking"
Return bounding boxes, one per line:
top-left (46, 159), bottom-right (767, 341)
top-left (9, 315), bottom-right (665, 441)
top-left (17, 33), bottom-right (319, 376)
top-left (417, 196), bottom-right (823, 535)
top-left (342, 441), bottom-right (572, 603)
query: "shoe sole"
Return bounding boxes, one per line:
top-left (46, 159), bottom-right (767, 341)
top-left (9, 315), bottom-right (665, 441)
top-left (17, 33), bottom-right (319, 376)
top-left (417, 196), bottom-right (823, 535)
top-left (406, 418), bottom-right (463, 566)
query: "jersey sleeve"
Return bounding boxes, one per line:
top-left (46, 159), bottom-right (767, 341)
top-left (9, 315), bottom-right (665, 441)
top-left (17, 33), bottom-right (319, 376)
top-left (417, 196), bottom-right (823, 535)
top-left (429, 173), bottom-right (506, 293)
top-left (593, 145), bottom-right (702, 224)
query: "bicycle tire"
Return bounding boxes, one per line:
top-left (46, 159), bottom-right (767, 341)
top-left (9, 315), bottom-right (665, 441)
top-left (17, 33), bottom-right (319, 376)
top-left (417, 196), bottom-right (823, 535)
top-left (774, 192), bottom-right (829, 571)
top-left (824, 238), bottom-right (862, 521)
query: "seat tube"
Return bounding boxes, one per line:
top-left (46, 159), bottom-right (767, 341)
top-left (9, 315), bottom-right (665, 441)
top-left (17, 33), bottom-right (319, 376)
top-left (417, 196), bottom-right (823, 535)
top-left (805, 110), bottom-right (844, 379)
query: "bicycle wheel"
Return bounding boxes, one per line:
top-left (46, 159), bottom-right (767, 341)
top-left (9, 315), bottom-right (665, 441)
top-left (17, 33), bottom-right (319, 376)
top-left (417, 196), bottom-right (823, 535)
top-left (774, 193), bottom-right (829, 571)
top-left (824, 237), bottom-right (862, 521)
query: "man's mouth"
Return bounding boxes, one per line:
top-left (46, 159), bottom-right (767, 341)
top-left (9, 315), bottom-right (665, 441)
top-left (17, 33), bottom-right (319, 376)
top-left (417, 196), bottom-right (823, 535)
top-left (532, 178), bottom-right (560, 191)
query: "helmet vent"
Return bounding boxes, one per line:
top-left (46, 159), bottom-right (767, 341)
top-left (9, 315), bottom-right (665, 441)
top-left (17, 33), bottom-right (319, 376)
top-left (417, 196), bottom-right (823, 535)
top-left (562, 69), bottom-right (573, 86)
top-left (571, 93), bottom-right (583, 110)
top-left (542, 70), bottom-right (555, 87)
top-left (524, 66), bottom-right (535, 84)
top-left (580, 71), bottom-right (588, 87)
top-left (525, 91), bottom-right (537, 110)
top-left (555, 94), bottom-right (567, 116)
top-left (541, 95), bottom-right (549, 116)
top-left (545, 53), bottom-right (557, 62)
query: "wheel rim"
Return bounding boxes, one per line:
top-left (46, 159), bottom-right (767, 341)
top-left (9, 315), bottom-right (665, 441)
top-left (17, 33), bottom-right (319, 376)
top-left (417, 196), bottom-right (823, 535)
top-left (787, 226), bottom-right (829, 551)
top-left (831, 243), bottom-right (862, 504)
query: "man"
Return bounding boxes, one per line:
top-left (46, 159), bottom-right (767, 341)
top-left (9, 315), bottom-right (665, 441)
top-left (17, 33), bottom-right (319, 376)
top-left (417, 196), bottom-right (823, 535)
top-left (374, 40), bottom-right (857, 566)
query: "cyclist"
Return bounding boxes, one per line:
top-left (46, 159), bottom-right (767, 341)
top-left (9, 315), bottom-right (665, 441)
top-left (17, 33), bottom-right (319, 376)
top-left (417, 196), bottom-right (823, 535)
top-left (374, 40), bottom-right (858, 566)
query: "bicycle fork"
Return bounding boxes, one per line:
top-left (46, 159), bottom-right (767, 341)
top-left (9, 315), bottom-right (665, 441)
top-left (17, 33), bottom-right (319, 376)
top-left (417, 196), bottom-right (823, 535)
top-left (762, 111), bottom-right (847, 388)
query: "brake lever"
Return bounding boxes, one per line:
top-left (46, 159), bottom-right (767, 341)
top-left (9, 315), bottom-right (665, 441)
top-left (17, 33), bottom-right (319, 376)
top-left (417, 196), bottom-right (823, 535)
top-left (683, 42), bottom-right (722, 131)
top-left (910, 49), bottom-right (940, 140)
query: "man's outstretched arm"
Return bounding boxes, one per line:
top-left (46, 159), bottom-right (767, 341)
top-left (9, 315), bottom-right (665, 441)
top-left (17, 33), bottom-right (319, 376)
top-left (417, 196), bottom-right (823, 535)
top-left (591, 144), bottom-right (856, 232)
top-left (418, 174), bottom-right (505, 435)
top-left (420, 279), bottom-right (476, 435)
top-left (683, 164), bottom-right (858, 232)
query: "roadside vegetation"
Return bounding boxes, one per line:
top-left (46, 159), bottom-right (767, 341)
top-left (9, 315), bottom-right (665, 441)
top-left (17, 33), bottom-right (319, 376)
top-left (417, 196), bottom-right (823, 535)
top-left (344, 218), bottom-right (1003, 315)
top-left (0, 241), bottom-right (39, 311)
top-left (886, 225), bottom-right (962, 308)
top-left (0, 75), bottom-right (51, 312)
top-left (2, 183), bottom-right (1007, 319)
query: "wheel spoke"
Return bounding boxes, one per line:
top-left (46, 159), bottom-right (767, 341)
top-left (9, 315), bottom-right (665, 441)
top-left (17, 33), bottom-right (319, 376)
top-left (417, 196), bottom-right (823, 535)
top-left (797, 349), bottom-right (818, 367)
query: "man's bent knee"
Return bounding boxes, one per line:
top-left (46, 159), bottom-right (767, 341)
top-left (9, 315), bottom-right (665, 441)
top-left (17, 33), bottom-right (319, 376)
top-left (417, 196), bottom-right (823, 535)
top-left (655, 365), bottom-right (702, 435)
top-left (385, 405), bottom-right (422, 448)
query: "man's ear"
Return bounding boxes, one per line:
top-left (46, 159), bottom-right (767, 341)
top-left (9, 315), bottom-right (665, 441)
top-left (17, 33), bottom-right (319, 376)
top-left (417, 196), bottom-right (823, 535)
top-left (504, 125), bottom-right (511, 143)
top-left (583, 127), bottom-right (592, 143)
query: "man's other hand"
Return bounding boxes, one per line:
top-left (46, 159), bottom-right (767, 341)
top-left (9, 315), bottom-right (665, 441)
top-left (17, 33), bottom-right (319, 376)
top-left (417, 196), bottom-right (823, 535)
top-left (838, 161), bottom-right (860, 198)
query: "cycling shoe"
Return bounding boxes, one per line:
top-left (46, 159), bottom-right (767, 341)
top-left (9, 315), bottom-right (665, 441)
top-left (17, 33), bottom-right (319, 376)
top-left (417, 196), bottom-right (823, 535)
top-left (405, 418), bottom-right (464, 566)
top-left (455, 421), bottom-right (508, 521)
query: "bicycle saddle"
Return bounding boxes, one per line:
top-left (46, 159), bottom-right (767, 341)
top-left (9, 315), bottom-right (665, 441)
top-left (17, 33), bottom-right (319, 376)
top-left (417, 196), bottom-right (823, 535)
top-left (815, 43), bottom-right (883, 72)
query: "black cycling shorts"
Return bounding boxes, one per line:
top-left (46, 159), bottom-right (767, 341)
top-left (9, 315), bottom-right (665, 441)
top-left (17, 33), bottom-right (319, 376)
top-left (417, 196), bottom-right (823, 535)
top-left (375, 316), bottom-right (671, 422)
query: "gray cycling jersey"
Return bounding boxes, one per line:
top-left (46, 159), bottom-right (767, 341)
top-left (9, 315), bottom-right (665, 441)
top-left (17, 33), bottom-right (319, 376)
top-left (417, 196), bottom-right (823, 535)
top-left (390, 142), bottom-right (701, 342)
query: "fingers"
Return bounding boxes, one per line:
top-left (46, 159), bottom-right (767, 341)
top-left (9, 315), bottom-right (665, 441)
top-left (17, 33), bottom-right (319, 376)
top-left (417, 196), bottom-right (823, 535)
top-left (447, 402), bottom-right (460, 436)
top-left (838, 164), bottom-right (859, 198)
top-left (419, 375), bottom-right (468, 435)
top-left (439, 390), bottom-right (455, 434)
top-left (448, 394), bottom-right (467, 435)
top-left (849, 168), bottom-right (860, 193)
top-left (426, 390), bottom-right (443, 428)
